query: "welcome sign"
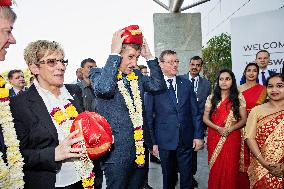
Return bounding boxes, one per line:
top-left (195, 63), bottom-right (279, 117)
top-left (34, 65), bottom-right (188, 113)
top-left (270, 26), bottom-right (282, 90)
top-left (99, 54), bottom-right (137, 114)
top-left (231, 9), bottom-right (284, 84)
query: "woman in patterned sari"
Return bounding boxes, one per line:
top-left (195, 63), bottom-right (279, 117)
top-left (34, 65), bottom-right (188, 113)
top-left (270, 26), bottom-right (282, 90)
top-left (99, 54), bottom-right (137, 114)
top-left (245, 74), bottom-right (284, 189)
top-left (238, 63), bottom-right (267, 188)
top-left (203, 69), bottom-right (247, 189)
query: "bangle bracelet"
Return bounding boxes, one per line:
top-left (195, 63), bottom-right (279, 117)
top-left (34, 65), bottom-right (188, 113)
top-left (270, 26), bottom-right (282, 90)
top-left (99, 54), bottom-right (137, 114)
top-left (256, 152), bottom-right (262, 159)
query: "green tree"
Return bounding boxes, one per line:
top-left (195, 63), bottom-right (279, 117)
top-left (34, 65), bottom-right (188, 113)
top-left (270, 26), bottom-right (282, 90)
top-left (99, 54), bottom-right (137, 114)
top-left (202, 33), bottom-right (231, 88)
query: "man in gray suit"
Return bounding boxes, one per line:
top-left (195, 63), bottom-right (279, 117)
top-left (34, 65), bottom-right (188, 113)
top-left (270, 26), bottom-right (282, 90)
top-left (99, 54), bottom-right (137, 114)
top-left (90, 27), bottom-right (166, 189)
top-left (181, 56), bottom-right (211, 188)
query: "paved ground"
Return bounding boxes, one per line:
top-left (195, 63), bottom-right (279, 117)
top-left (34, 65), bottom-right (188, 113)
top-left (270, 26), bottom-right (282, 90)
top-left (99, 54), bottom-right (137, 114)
top-left (102, 145), bottom-right (209, 189)
top-left (148, 147), bottom-right (209, 189)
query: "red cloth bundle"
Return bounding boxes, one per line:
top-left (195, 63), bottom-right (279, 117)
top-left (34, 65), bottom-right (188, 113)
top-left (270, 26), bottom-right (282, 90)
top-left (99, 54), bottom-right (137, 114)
top-left (122, 25), bottom-right (143, 45)
top-left (70, 112), bottom-right (113, 159)
top-left (0, 0), bottom-right (12, 6)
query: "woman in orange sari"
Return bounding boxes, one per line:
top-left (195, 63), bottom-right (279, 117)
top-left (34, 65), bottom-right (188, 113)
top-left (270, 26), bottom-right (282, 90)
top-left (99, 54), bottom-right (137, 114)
top-left (238, 63), bottom-right (267, 188)
top-left (245, 74), bottom-right (284, 189)
top-left (204, 69), bottom-right (247, 189)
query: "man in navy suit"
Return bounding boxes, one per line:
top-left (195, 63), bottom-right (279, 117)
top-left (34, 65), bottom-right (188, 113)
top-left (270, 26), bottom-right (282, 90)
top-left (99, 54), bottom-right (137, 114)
top-left (8, 69), bottom-right (27, 97)
top-left (240, 50), bottom-right (276, 85)
top-left (181, 55), bottom-right (211, 188)
top-left (90, 26), bottom-right (166, 189)
top-left (145, 50), bottom-right (204, 189)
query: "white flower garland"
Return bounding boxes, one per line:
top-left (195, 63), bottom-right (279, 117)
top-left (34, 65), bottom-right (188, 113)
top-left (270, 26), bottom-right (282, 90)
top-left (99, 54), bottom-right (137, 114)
top-left (0, 95), bottom-right (25, 189)
top-left (49, 104), bottom-right (94, 188)
top-left (117, 78), bottom-right (145, 167)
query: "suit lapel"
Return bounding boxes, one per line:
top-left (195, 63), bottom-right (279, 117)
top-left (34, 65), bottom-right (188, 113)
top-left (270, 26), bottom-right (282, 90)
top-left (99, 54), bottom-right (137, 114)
top-left (27, 85), bottom-right (58, 142)
top-left (197, 77), bottom-right (203, 98)
top-left (176, 77), bottom-right (186, 109)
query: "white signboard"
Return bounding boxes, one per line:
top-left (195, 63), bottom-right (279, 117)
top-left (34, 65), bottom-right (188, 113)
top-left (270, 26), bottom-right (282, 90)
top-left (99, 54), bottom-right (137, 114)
top-left (231, 9), bottom-right (284, 85)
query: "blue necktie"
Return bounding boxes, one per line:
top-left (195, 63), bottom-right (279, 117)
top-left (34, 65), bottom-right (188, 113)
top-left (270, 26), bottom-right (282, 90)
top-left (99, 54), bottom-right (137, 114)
top-left (167, 79), bottom-right (177, 103)
top-left (261, 72), bottom-right (266, 86)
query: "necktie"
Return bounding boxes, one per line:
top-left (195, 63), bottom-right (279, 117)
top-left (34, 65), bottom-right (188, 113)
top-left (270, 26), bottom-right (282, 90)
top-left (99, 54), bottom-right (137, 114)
top-left (167, 79), bottom-right (177, 103)
top-left (191, 78), bottom-right (195, 87)
top-left (18, 89), bottom-right (23, 94)
top-left (122, 74), bottom-right (133, 97)
top-left (261, 72), bottom-right (266, 86)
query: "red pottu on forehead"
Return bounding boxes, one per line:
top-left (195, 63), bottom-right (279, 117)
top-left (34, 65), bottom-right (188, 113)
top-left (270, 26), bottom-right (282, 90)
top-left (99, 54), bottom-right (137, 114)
top-left (121, 25), bottom-right (143, 45)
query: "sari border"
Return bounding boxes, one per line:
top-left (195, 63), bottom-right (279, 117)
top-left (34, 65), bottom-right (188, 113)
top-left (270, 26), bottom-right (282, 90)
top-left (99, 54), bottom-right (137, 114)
top-left (209, 110), bottom-right (234, 170)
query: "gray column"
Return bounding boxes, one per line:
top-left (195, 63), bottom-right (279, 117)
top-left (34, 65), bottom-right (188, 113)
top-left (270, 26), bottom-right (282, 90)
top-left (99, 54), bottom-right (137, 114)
top-left (153, 13), bottom-right (202, 75)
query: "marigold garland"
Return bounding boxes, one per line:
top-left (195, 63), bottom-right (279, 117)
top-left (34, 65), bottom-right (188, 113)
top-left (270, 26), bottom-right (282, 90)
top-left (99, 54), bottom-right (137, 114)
top-left (49, 103), bottom-right (94, 189)
top-left (0, 88), bottom-right (25, 189)
top-left (117, 72), bottom-right (145, 167)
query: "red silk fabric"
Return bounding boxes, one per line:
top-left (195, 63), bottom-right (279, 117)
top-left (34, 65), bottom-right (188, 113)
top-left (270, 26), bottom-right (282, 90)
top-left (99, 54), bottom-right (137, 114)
top-left (207, 97), bottom-right (241, 189)
top-left (70, 112), bottom-right (113, 159)
top-left (239, 84), bottom-right (266, 189)
top-left (122, 25), bottom-right (143, 45)
top-left (0, 0), bottom-right (12, 6)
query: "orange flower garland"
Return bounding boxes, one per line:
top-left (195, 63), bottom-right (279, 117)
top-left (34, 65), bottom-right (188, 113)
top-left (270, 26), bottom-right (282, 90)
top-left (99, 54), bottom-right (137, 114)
top-left (117, 71), bottom-right (145, 167)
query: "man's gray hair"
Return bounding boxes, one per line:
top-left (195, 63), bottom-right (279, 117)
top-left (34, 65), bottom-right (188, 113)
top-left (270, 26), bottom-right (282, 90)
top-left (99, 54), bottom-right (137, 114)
top-left (0, 6), bottom-right (17, 22)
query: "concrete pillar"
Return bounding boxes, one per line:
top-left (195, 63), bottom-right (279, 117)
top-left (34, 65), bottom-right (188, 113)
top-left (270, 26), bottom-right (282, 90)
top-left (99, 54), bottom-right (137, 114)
top-left (153, 13), bottom-right (202, 75)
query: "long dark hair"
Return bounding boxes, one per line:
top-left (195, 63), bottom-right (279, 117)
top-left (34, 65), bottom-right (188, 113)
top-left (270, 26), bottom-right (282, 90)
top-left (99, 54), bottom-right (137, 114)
top-left (209, 69), bottom-right (240, 120)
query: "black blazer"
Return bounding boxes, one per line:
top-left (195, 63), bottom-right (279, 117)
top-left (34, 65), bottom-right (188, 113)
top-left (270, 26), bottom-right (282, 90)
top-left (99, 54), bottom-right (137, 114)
top-left (10, 84), bottom-right (84, 189)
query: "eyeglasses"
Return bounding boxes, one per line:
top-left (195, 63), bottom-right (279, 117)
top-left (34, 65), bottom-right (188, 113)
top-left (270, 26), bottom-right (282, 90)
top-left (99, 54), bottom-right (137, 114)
top-left (161, 60), bottom-right (180, 65)
top-left (38, 59), bottom-right (68, 67)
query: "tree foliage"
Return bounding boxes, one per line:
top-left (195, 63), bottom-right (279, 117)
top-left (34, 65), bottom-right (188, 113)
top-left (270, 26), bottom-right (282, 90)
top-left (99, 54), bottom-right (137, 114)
top-left (202, 33), bottom-right (232, 88)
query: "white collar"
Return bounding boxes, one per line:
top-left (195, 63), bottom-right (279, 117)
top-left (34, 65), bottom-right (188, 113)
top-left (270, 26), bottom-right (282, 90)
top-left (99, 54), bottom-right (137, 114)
top-left (33, 79), bottom-right (73, 100)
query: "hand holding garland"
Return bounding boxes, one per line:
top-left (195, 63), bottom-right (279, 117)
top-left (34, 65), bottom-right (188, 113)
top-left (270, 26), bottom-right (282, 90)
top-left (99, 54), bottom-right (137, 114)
top-left (55, 129), bottom-right (85, 161)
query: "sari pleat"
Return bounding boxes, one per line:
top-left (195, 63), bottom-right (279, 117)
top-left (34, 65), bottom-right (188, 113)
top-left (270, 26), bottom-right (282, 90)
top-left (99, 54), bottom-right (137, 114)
top-left (207, 97), bottom-right (241, 189)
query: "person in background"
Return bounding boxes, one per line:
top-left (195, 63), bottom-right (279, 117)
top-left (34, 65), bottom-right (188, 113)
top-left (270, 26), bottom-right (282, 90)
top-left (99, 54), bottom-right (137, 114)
top-left (245, 74), bottom-right (284, 189)
top-left (0, 4), bottom-right (22, 188)
top-left (77, 58), bottom-right (97, 111)
top-left (240, 50), bottom-right (276, 85)
top-left (145, 50), bottom-right (204, 189)
top-left (90, 25), bottom-right (166, 189)
top-left (238, 63), bottom-right (267, 189)
top-left (203, 69), bottom-right (247, 189)
top-left (181, 55), bottom-right (211, 188)
top-left (29, 76), bottom-right (34, 87)
top-left (71, 68), bottom-right (83, 84)
top-left (77, 58), bottom-right (103, 189)
top-left (8, 69), bottom-right (27, 97)
top-left (11, 40), bottom-right (92, 189)
top-left (138, 65), bottom-right (149, 76)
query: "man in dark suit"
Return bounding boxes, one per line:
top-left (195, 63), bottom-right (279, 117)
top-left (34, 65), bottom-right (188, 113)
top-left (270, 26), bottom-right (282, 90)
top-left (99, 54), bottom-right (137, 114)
top-left (10, 40), bottom-right (89, 189)
top-left (181, 56), bottom-right (211, 188)
top-left (0, 5), bottom-right (19, 188)
top-left (145, 50), bottom-right (204, 189)
top-left (240, 50), bottom-right (276, 85)
top-left (90, 26), bottom-right (166, 189)
top-left (7, 69), bottom-right (27, 97)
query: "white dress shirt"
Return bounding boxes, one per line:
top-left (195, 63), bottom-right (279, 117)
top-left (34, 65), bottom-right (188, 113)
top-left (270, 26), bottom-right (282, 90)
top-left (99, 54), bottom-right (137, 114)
top-left (33, 80), bottom-right (80, 187)
top-left (164, 75), bottom-right (178, 103)
top-left (188, 74), bottom-right (199, 94)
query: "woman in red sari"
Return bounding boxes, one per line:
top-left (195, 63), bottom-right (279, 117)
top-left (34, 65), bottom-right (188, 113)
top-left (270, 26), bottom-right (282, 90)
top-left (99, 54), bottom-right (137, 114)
top-left (245, 74), bottom-right (284, 189)
top-left (238, 63), bottom-right (267, 188)
top-left (204, 69), bottom-right (247, 189)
